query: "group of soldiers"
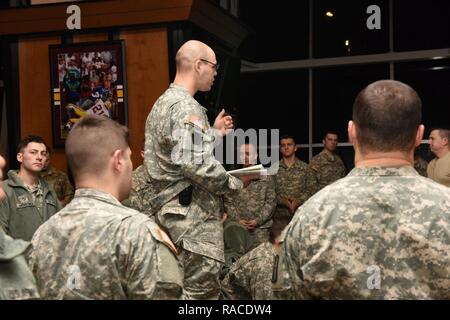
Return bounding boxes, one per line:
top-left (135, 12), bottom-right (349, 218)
top-left (0, 40), bottom-right (449, 300)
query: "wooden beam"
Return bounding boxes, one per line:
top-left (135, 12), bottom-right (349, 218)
top-left (0, 0), bottom-right (192, 36)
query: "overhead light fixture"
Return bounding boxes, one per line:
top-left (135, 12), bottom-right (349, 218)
top-left (326, 11), bottom-right (334, 17)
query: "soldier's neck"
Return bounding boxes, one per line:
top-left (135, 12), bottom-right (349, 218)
top-left (435, 148), bottom-right (450, 159)
top-left (323, 148), bottom-right (334, 156)
top-left (18, 168), bottom-right (40, 186)
top-left (282, 156), bottom-right (296, 167)
top-left (355, 151), bottom-right (414, 168)
top-left (173, 75), bottom-right (197, 96)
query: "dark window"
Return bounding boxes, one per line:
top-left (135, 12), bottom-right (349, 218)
top-left (394, 59), bottom-right (450, 132)
top-left (238, 69), bottom-right (309, 144)
top-left (238, 1), bottom-right (309, 62)
top-left (394, 1), bottom-right (450, 52)
top-left (313, 0), bottom-right (389, 58)
top-left (313, 64), bottom-right (390, 142)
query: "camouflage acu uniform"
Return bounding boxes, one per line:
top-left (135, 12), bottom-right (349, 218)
top-left (221, 241), bottom-right (278, 300)
top-left (41, 165), bottom-right (74, 207)
top-left (224, 175), bottom-right (276, 245)
top-left (309, 150), bottom-right (346, 189)
top-left (0, 170), bottom-right (60, 241)
top-left (274, 158), bottom-right (318, 220)
top-left (122, 164), bottom-right (155, 217)
top-left (274, 166), bottom-right (450, 299)
top-left (413, 155), bottom-right (428, 177)
top-left (0, 229), bottom-right (39, 300)
top-left (29, 188), bottom-right (183, 300)
top-left (144, 83), bottom-right (243, 299)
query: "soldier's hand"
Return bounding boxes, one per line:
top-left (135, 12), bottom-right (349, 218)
top-left (213, 109), bottom-right (234, 136)
top-left (221, 212), bottom-right (228, 224)
top-left (246, 219), bottom-right (257, 230)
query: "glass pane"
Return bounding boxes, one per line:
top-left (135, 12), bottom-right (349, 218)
top-left (313, 64), bottom-right (390, 143)
top-left (239, 1), bottom-right (309, 62)
top-left (394, 59), bottom-right (450, 132)
top-left (394, 1), bottom-right (450, 52)
top-left (313, 0), bottom-right (389, 58)
top-left (238, 69), bottom-right (309, 144)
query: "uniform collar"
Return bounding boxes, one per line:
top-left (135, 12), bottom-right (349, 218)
top-left (74, 188), bottom-right (122, 206)
top-left (280, 157), bottom-right (301, 169)
top-left (348, 166), bottom-right (418, 177)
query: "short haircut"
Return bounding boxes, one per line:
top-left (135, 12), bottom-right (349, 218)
top-left (430, 127), bottom-right (450, 142)
top-left (280, 135), bottom-right (296, 144)
top-left (323, 132), bottom-right (338, 140)
top-left (353, 80), bottom-right (422, 153)
top-left (17, 135), bottom-right (47, 154)
top-left (269, 217), bottom-right (291, 244)
top-left (66, 115), bottom-right (129, 180)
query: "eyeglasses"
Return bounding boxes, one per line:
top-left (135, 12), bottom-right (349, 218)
top-left (200, 59), bottom-right (220, 71)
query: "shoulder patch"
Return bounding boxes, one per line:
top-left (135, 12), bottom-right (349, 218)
top-left (157, 227), bottom-right (179, 256)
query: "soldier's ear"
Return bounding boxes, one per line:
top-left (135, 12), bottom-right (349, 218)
top-left (348, 121), bottom-right (356, 144)
top-left (415, 125), bottom-right (425, 148)
top-left (17, 152), bottom-right (23, 164)
top-left (111, 149), bottom-right (122, 171)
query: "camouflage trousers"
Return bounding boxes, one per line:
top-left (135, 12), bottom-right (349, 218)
top-left (179, 249), bottom-right (222, 300)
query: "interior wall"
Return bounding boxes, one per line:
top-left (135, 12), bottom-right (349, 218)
top-left (17, 27), bottom-right (169, 173)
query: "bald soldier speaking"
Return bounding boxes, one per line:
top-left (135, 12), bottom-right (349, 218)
top-left (144, 40), bottom-right (244, 299)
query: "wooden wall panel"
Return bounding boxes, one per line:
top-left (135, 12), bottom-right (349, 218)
top-left (18, 28), bottom-right (170, 173)
top-left (18, 35), bottom-right (70, 173)
top-left (72, 33), bottom-right (108, 43)
top-left (120, 27), bottom-right (170, 168)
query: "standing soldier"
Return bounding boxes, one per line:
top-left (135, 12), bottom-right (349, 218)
top-left (274, 135), bottom-right (317, 222)
top-left (0, 155), bottom-right (39, 300)
top-left (275, 80), bottom-right (450, 299)
top-left (427, 127), bottom-right (450, 187)
top-left (144, 40), bottom-right (243, 299)
top-left (0, 136), bottom-right (60, 241)
top-left (29, 115), bottom-right (183, 299)
top-left (41, 147), bottom-right (74, 207)
top-left (309, 132), bottom-right (347, 189)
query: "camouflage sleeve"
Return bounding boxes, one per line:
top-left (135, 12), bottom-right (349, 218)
top-left (123, 218), bottom-right (183, 300)
top-left (122, 188), bottom-right (142, 212)
top-left (255, 176), bottom-right (276, 226)
top-left (171, 102), bottom-right (243, 195)
top-left (293, 168), bottom-right (318, 205)
top-left (0, 196), bottom-right (11, 235)
top-left (223, 193), bottom-right (240, 221)
top-left (275, 178), bottom-right (288, 207)
top-left (221, 257), bottom-right (253, 300)
top-left (273, 218), bottom-right (308, 300)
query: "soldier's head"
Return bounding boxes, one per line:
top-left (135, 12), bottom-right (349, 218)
top-left (349, 80), bottom-right (423, 157)
top-left (175, 40), bottom-right (218, 93)
top-left (42, 146), bottom-right (52, 171)
top-left (280, 135), bottom-right (297, 159)
top-left (66, 115), bottom-right (133, 201)
top-left (269, 217), bottom-right (291, 247)
top-left (16, 135), bottom-right (48, 175)
top-left (429, 127), bottom-right (450, 158)
top-left (239, 143), bottom-right (258, 167)
top-left (0, 155), bottom-right (6, 201)
top-left (323, 132), bottom-right (338, 152)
